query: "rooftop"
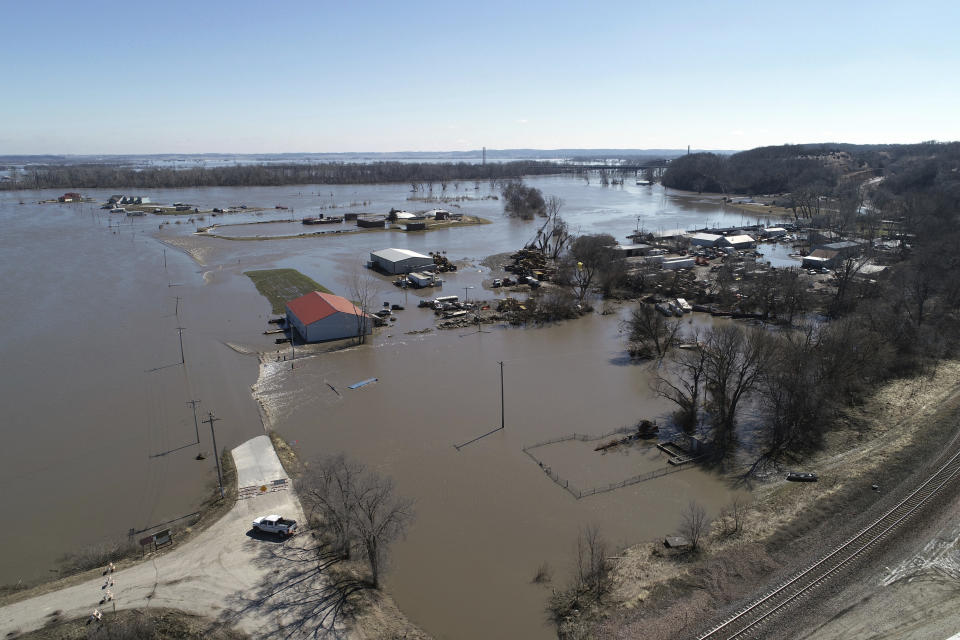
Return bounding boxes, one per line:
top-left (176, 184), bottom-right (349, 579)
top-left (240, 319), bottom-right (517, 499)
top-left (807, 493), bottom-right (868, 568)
top-left (286, 291), bottom-right (368, 325)
top-left (371, 247), bottom-right (432, 262)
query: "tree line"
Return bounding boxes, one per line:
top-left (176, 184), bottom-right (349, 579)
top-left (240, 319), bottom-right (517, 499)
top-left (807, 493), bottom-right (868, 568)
top-left (0, 160), bottom-right (564, 190)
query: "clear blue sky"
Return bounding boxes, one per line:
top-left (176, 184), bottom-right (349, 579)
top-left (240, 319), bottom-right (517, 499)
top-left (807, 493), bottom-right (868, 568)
top-left (2, 0), bottom-right (957, 153)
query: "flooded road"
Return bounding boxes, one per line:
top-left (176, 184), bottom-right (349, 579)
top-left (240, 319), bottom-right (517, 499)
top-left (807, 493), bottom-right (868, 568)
top-left (1, 177), bottom-right (763, 637)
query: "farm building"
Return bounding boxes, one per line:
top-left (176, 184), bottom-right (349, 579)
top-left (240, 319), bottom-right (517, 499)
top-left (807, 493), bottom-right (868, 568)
top-left (762, 227), bottom-right (787, 238)
top-left (689, 232), bottom-right (722, 247)
top-left (286, 291), bottom-right (373, 343)
top-left (814, 240), bottom-right (862, 259)
top-left (802, 249), bottom-right (840, 269)
top-left (719, 234), bottom-right (756, 249)
top-left (369, 248), bottom-right (435, 274)
top-left (614, 243), bottom-right (654, 257)
top-left (357, 215), bottom-right (386, 228)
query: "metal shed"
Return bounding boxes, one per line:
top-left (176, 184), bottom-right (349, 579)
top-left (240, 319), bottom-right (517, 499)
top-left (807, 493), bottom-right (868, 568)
top-left (369, 248), bottom-right (435, 274)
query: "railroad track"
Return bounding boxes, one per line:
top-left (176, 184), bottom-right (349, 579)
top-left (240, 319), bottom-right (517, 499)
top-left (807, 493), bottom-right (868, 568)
top-left (697, 445), bottom-right (960, 639)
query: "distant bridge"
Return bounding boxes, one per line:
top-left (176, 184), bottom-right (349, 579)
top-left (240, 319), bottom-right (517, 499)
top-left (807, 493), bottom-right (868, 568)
top-left (551, 160), bottom-right (672, 174)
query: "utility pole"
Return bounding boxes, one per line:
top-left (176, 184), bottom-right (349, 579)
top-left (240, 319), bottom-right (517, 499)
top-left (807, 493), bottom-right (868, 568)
top-left (203, 412), bottom-right (224, 498)
top-left (174, 296), bottom-right (181, 319)
top-left (187, 399), bottom-right (202, 458)
top-left (164, 248), bottom-right (167, 270)
top-left (499, 360), bottom-right (505, 431)
top-left (176, 326), bottom-right (185, 364)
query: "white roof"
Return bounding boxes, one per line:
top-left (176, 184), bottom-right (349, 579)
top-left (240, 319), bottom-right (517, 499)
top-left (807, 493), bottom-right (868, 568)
top-left (372, 247), bottom-right (432, 262)
top-left (690, 232), bottom-right (722, 242)
top-left (725, 234), bottom-right (755, 244)
top-left (394, 211), bottom-right (415, 219)
top-left (765, 227), bottom-right (787, 232)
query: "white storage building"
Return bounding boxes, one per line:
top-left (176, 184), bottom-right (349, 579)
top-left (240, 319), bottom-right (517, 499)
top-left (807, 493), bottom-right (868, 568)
top-left (286, 291), bottom-right (373, 343)
top-left (369, 248), bottom-right (435, 274)
top-left (719, 234), bottom-right (756, 249)
top-left (689, 232), bottom-right (723, 247)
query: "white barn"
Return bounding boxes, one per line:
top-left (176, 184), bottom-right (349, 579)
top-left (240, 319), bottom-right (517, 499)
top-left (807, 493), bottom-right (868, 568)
top-left (369, 248), bottom-right (435, 274)
top-left (286, 291), bottom-right (373, 343)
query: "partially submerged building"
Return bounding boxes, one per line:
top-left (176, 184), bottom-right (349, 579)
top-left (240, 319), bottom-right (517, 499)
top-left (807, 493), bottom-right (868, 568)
top-left (286, 291), bottom-right (373, 343)
top-left (369, 248), bottom-right (435, 274)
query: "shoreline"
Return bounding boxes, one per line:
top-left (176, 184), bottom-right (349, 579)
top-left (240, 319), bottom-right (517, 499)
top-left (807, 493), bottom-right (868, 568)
top-left (588, 361), bottom-right (960, 637)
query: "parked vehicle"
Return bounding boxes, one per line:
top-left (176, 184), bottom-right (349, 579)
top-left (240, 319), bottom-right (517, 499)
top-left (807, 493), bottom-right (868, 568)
top-left (251, 514), bottom-right (297, 535)
top-left (786, 472), bottom-right (818, 482)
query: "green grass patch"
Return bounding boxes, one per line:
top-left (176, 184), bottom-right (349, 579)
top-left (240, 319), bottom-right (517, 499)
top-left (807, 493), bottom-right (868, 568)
top-left (244, 269), bottom-right (331, 314)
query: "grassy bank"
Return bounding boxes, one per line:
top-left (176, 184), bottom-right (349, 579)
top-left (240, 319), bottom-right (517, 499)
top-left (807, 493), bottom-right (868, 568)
top-left (244, 269), bottom-right (331, 314)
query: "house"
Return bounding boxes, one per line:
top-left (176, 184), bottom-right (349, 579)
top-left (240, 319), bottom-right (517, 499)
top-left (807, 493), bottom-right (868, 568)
top-left (689, 232), bottom-right (723, 247)
top-left (285, 291), bottom-right (373, 343)
top-left (58, 192), bottom-right (82, 202)
top-left (429, 209), bottom-right (450, 220)
top-left (369, 248), bottom-right (435, 274)
top-left (718, 234), bottom-right (756, 250)
top-left (762, 227), bottom-right (787, 238)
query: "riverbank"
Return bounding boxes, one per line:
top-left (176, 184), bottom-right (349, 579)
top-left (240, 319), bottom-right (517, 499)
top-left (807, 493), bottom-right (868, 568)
top-left (585, 361), bottom-right (960, 638)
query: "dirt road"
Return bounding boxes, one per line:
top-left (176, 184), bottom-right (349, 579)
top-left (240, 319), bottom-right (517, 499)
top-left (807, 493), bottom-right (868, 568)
top-left (0, 436), bottom-right (320, 639)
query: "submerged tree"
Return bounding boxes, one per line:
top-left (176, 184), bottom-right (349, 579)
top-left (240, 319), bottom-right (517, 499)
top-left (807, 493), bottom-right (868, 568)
top-left (298, 454), bottom-right (414, 589)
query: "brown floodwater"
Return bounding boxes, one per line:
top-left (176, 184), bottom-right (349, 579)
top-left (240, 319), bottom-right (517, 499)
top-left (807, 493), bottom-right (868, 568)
top-left (254, 312), bottom-right (741, 640)
top-left (2, 179), bottom-right (756, 638)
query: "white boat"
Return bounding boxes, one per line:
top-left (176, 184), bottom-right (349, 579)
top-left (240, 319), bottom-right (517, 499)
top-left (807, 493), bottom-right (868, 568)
top-left (676, 298), bottom-right (692, 313)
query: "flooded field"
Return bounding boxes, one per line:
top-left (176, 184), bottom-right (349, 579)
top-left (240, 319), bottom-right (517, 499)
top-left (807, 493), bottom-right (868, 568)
top-left (1, 177), bottom-right (765, 637)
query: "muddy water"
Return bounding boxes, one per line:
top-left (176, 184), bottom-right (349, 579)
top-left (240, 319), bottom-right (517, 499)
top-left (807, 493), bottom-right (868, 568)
top-left (2, 178), bottom-right (761, 637)
top-left (255, 312), bottom-right (741, 640)
top-left (0, 195), bottom-right (272, 585)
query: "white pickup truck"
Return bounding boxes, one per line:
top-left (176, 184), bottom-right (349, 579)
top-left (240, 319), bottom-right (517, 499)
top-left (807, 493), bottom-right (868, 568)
top-left (251, 514), bottom-right (297, 536)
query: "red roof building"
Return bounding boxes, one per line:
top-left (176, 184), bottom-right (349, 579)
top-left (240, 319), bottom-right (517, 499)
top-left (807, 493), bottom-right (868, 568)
top-left (285, 291), bottom-right (373, 343)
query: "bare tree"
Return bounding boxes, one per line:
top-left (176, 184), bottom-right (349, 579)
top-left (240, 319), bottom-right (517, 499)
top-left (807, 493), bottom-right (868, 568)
top-left (679, 501), bottom-right (709, 551)
top-left (575, 524), bottom-right (611, 600)
top-left (702, 325), bottom-right (771, 449)
top-left (655, 331), bottom-right (707, 430)
top-left (566, 234), bottom-right (618, 302)
top-left (297, 454), bottom-right (414, 589)
top-left (352, 472), bottom-right (415, 589)
top-left (341, 264), bottom-right (381, 344)
top-left (719, 496), bottom-right (747, 536)
top-left (298, 454), bottom-right (362, 559)
top-left (624, 304), bottom-right (681, 359)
